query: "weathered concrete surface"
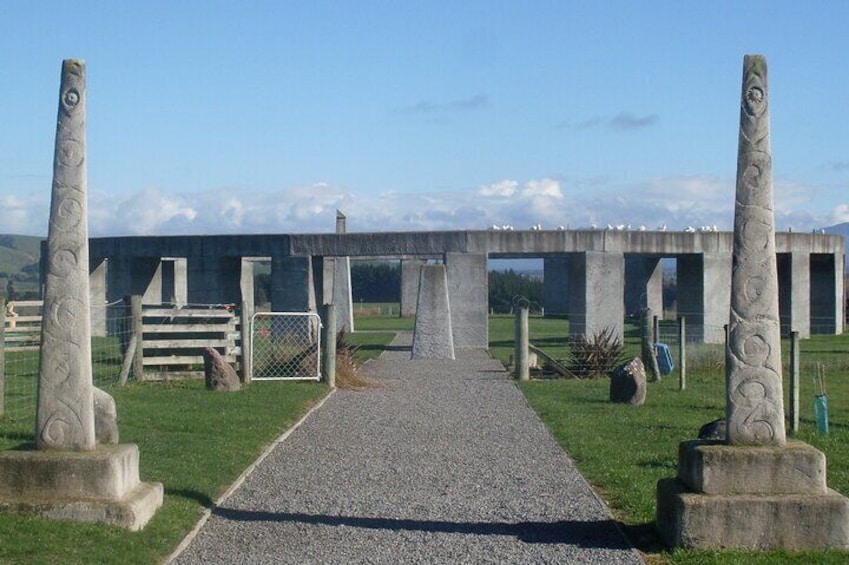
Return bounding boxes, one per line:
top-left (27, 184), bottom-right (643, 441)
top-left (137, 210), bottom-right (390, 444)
top-left (569, 251), bottom-right (624, 340)
top-left (778, 252), bottom-right (811, 337)
top-left (85, 227), bottom-right (844, 343)
top-left (37, 59), bottom-right (95, 450)
top-left (727, 54), bottom-right (785, 446)
top-left (400, 258), bottom-right (425, 317)
top-left (445, 252), bottom-right (488, 348)
top-left (0, 59), bottom-right (163, 532)
top-left (543, 256), bottom-right (570, 316)
top-left (677, 253), bottom-right (732, 343)
top-left (0, 444), bottom-right (163, 531)
top-left (411, 265), bottom-right (455, 360)
top-left (271, 255), bottom-right (315, 313)
top-left (656, 54), bottom-right (849, 553)
top-left (656, 478), bottom-right (849, 550)
top-left (88, 229), bottom-right (844, 260)
top-left (677, 440), bottom-right (826, 495)
top-left (332, 256), bottom-right (354, 332)
top-left (93, 386), bottom-right (119, 445)
top-left (624, 256), bottom-right (663, 318)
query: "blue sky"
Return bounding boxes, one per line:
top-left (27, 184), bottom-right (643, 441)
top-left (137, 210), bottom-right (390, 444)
top-left (1, 1), bottom-right (848, 236)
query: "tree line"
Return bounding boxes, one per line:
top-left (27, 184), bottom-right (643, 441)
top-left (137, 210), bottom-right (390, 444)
top-left (252, 262), bottom-right (543, 311)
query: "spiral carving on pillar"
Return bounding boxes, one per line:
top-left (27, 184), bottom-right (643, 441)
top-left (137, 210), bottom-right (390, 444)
top-left (727, 55), bottom-right (786, 446)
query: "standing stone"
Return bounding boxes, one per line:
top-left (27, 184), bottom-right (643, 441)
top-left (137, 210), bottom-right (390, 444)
top-left (332, 210), bottom-right (355, 333)
top-left (93, 386), bottom-right (119, 445)
top-left (656, 56), bottom-right (849, 552)
top-left (36, 59), bottom-right (96, 451)
top-left (609, 357), bottom-right (647, 405)
top-left (726, 54), bottom-right (786, 446)
top-left (411, 265), bottom-right (455, 360)
top-left (203, 347), bottom-right (241, 392)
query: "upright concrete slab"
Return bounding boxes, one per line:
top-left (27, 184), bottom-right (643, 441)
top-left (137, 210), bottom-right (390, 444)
top-left (569, 251), bottom-right (624, 341)
top-left (332, 257), bottom-right (354, 332)
top-left (677, 253), bottom-right (731, 343)
top-left (411, 265), bottom-right (455, 360)
top-left (400, 258), bottom-right (425, 317)
top-left (811, 253), bottom-right (843, 334)
top-left (624, 256), bottom-right (663, 318)
top-left (186, 255), bottom-right (247, 306)
top-left (656, 54), bottom-right (849, 552)
top-left (89, 258), bottom-right (107, 337)
top-left (542, 255), bottom-right (570, 316)
top-left (160, 257), bottom-right (188, 305)
top-left (105, 256), bottom-right (163, 304)
top-left (0, 59), bottom-right (162, 531)
top-left (445, 252), bottom-right (488, 349)
top-left (777, 253), bottom-right (810, 338)
top-left (330, 210), bottom-right (354, 331)
top-left (271, 256), bottom-right (315, 313)
top-left (239, 258), bottom-right (255, 310)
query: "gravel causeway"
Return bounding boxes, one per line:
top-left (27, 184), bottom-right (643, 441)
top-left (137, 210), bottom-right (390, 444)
top-left (170, 333), bottom-right (643, 564)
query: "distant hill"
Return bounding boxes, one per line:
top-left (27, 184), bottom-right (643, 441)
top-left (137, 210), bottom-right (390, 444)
top-left (0, 234), bottom-right (43, 298)
top-left (824, 222), bottom-right (849, 240)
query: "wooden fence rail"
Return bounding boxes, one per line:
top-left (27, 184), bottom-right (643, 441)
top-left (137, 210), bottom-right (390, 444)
top-left (139, 304), bottom-right (241, 378)
top-left (3, 300), bottom-right (43, 352)
top-left (1, 299), bottom-right (249, 381)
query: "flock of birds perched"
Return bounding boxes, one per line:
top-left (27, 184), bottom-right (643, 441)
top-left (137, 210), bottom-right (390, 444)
top-left (487, 224), bottom-right (829, 234)
top-left (487, 223), bottom-right (719, 232)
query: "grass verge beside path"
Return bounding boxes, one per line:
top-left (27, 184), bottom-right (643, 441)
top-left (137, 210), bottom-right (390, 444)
top-left (0, 380), bottom-right (328, 565)
top-left (511, 317), bottom-right (849, 565)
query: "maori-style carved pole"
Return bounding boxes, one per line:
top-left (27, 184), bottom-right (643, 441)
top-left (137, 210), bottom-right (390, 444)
top-left (726, 54), bottom-right (786, 446)
top-left (36, 60), bottom-right (96, 450)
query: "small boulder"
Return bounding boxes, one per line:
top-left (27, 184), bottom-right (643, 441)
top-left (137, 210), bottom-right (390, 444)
top-left (93, 386), bottom-right (119, 445)
top-left (203, 347), bottom-right (241, 392)
top-left (698, 418), bottom-right (727, 441)
top-left (609, 357), bottom-right (647, 405)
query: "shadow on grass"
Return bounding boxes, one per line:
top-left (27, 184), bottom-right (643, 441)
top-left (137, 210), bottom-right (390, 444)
top-left (211, 507), bottom-right (638, 549)
top-left (167, 487), bottom-right (214, 508)
top-left (355, 344), bottom-right (411, 353)
top-left (619, 521), bottom-right (666, 555)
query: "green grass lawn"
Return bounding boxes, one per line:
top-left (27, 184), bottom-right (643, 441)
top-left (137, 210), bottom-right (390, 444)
top-left (0, 380), bottom-right (329, 564)
top-left (493, 315), bottom-right (849, 565)
top-left (1, 311), bottom-right (847, 564)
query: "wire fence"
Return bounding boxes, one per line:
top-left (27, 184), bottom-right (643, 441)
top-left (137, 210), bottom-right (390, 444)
top-left (250, 312), bottom-right (321, 381)
top-left (652, 317), bottom-right (847, 431)
top-left (1, 302), bottom-right (132, 443)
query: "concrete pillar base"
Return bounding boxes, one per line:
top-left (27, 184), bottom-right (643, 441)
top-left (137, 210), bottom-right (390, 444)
top-left (656, 440), bottom-right (849, 550)
top-left (0, 444), bottom-right (163, 531)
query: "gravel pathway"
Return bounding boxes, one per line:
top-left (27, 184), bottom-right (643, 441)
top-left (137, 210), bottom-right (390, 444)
top-left (170, 333), bottom-right (643, 564)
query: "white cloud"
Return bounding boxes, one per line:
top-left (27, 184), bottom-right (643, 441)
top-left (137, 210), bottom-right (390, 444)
top-left (0, 194), bottom-right (49, 235)
top-left (7, 174), bottom-right (839, 237)
top-left (477, 180), bottom-right (518, 197)
top-left (522, 178), bottom-right (562, 199)
top-left (830, 203), bottom-right (849, 225)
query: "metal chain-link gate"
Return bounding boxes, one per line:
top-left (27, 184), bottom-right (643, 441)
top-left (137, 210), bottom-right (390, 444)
top-left (250, 312), bottom-right (322, 381)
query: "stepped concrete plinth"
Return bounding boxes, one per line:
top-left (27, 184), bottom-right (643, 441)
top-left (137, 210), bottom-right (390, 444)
top-left (0, 444), bottom-right (163, 531)
top-left (677, 439), bottom-right (827, 495)
top-left (657, 440), bottom-right (849, 550)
